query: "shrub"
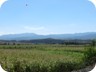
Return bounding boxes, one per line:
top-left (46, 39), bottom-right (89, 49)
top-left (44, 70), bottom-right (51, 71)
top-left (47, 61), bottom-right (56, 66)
top-left (83, 40), bottom-right (96, 66)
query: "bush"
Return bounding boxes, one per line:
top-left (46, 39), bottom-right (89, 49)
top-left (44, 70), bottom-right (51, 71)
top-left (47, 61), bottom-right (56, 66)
top-left (83, 40), bottom-right (96, 66)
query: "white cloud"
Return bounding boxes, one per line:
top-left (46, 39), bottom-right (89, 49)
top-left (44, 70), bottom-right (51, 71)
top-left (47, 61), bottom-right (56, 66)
top-left (0, 32), bottom-right (6, 35)
top-left (24, 26), bottom-right (45, 31)
top-left (0, 0), bottom-right (7, 8)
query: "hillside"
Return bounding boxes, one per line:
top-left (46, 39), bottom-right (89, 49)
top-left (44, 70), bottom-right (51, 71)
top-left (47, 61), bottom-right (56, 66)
top-left (0, 32), bottom-right (96, 40)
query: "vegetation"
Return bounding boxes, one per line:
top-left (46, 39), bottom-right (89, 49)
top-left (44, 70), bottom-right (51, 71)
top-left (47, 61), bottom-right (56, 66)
top-left (0, 43), bottom-right (95, 72)
top-left (83, 40), bottom-right (96, 66)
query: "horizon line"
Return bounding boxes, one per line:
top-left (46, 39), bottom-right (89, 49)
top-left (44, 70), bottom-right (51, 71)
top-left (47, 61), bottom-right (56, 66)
top-left (0, 32), bottom-right (96, 36)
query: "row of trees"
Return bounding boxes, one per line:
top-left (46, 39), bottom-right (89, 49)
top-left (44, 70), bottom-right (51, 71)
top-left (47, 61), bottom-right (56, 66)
top-left (0, 39), bottom-right (92, 45)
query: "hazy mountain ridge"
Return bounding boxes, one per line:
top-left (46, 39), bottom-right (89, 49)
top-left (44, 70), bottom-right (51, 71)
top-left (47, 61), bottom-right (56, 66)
top-left (0, 32), bottom-right (96, 40)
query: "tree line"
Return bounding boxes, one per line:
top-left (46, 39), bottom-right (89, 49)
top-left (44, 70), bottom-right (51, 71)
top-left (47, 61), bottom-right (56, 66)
top-left (0, 38), bottom-right (93, 45)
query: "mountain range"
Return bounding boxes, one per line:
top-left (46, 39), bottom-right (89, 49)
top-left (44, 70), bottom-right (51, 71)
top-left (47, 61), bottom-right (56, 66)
top-left (0, 32), bottom-right (96, 40)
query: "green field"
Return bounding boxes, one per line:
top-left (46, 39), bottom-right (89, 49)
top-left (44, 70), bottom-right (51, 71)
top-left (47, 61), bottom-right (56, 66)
top-left (0, 44), bottom-right (95, 72)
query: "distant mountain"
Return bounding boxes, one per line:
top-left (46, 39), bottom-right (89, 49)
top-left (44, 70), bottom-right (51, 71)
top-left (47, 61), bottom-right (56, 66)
top-left (0, 32), bottom-right (96, 40)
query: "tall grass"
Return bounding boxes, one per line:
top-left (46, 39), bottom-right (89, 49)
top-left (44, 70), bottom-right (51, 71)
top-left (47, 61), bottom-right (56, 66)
top-left (83, 40), bottom-right (96, 66)
top-left (7, 60), bottom-right (83, 72)
top-left (0, 44), bottom-right (95, 72)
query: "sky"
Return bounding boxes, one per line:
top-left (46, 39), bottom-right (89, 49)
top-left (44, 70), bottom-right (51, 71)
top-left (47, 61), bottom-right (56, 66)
top-left (0, 0), bottom-right (96, 35)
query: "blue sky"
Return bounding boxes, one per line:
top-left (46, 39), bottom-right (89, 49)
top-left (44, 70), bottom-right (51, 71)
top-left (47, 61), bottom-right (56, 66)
top-left (0, 0), bottom-right (96, 35)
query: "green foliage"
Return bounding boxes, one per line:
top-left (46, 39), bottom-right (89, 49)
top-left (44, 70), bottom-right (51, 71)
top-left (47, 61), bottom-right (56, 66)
top-left (7, 60), bottom-right (83, 72)
top-left (83, 40), bottom-right (96, 66)
top-left (0, 44), bottom-right (93, 72)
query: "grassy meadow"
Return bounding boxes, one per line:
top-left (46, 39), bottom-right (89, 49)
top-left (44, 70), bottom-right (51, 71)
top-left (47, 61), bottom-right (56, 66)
top-left (0, 44), bottom-right (95, 72)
